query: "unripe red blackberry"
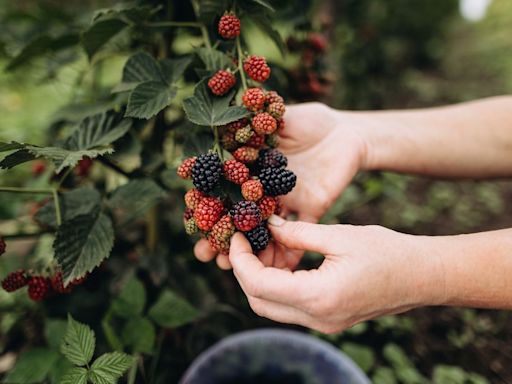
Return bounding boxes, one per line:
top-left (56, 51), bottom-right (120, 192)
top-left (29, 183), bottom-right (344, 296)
top-left (28, 276), bottom-right (51, 301)
top-left (0, 237), bottom-right (5, 256)
top-left (233, 146), bottom-right (259, 163)
top-left (307, 33), bottom-right (328, 52)
top-left (246, 133), bottom-right (265, 149)
top-left (265, 90), bottom-right (284, 105)
top-left (241, 179), bottom-right (264, 201)
top-left (256, 148), bottom-right (288, 169)
top-left (230, 201), bottom-right (262, 232)
top-left (32, 161), bottom-right (46, 176)
top-left (208, 215), bottom-right (236, 253)
top-left (184, 207), bottom-right (194, 221)
top-left (75, 157), bottom-right (93, 177)
top-left (194, 197), bottom-right (225, 231)
top-left (184, 188), bottom-right (205, 210)
top-left (235, 126), bottom-right (253, 143)
top-left (243, 55), bottom-right (271, 82)
top-left (192, 153), bottom-right (222, 193)
top-left (259, 167), bottom-right (297, 196)
top-left (258, 196), bottom-right (277, 220)
top-left (221, 119), bottom-right (249, 151)
top-left (218, 13), bottom-right (241, 39)
top-left (1, 270), bottom-right (28, 292)
top-left (177, 157), bottom-right (197, 179)
top-left (246, 224), bottom-right (270, 252)
top-left (268, 101), bottom-right (286, 119)
top-left (251, 112), bottom-right (277, 135)
top-left (223, 159), bottom-right (250, 185)
top-left (242, 88), bottom-right (266, 112)
top-left (51, 271), bottom-right (72, 294)
top-left (208, 70), bottom-right (236, 96)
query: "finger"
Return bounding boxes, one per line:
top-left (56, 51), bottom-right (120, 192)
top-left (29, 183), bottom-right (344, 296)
top-left (194, 239), bottom-right (217, 262)
top-left (274, 242), bottom-right (303, 270)
top-left (258, 242), bottom-right (275, 267)
top-left (268, 215), bottom-right (334, 254)
top-left (246, 296), bottom-right (315, 327)
top-left (229, 233), bottom-right (313, 306)
top-left (216, 253), bottom-right (232, 270)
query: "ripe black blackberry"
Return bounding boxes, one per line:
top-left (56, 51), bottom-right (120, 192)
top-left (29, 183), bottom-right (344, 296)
top-left (230, 200), bottom-right (262, 232)
top-left (246, 224), bottom-right (270, 252)
top-left (256, 148), bottom-right (287, 170)
top-left (192, 152), bottom-right (222, 193)
top-left (258, 167), bottom-right (296, 196)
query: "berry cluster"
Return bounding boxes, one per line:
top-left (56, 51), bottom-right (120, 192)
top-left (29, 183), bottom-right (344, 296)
top-left (1, 268), bottom-right (85, 301)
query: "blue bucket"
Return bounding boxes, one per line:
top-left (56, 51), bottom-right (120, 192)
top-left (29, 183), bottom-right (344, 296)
top-left (180, 328), bottom-right (371, 384)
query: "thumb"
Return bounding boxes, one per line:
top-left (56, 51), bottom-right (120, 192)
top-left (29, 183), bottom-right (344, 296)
top-left (268, 215), bottom-right (334, 254)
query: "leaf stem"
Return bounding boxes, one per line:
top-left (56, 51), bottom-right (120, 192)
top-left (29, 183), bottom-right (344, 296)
top-left (128, 355), bottom-right (139, 384)
top-left (212, 125), bottom-right (224, 161)
top-left (52, 189), bottom-right (62, 226)
top-left (2, 230), bottom-right (52, 239)
top-left (236, 37), bottom-right (248, 90)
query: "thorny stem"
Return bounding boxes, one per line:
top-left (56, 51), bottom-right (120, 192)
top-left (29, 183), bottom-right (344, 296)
top-left (0, 187), bottom-right (61, 226)
top-left (236, 37), bottom-right (248, 90)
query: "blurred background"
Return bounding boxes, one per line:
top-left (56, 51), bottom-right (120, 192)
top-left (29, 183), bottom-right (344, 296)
top-left (0, 0), bottom-right (511, 383)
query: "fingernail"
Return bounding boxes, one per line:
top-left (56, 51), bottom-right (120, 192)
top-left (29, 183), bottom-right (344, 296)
top-left (268, 214), bottom-right (285, 226)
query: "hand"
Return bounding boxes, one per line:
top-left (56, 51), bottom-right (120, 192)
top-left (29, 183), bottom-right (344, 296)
top-left (228, 215), bottom-right (445, 333)
top-left (195, 103), bottom-right (369, 269)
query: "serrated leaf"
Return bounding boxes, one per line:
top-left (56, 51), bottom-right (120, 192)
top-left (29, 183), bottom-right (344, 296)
top-left (54, 212), bottom-right (114, 285)
top-left (90, 352), bottom-right (134, 382)
top-left (160, 56), bottom-right (193, 84)
top-left (122, 317), bottom-right (155, 354)
top-left (82, 18), bottom-right (128, 58)
top-left (66, 112), bottom-right (132, 150)
top-left (183, 131), bottom-right (214, 157)
top-left (109, 178), bottom-right (166, 224)
top-left (61, 315), bottom-right (96, 366)
top-left (125, 81), bottom-right (177, 119)
top-left (122, 52), bottom-right (164, 84)
top-left (111, 276), bottom-right (146, 318)
top-left (183, 82), bottom-right (249, 127)
top-left (0, 141), bottom-right (26, 152)
top-left (60, 367), bottom-right (88, 384)
top-left (4, 348), bottom-right (59, 383)
top-left (196, 47), bottom-right (233, 71)
top-left (0, 149), bottom-right (35, 169)
top-left (35, 187), bottom-right (101, 228)
top-left (28, 145), bottom-right (113, 173)
top-left (148, 290), bottom-right (198, 328)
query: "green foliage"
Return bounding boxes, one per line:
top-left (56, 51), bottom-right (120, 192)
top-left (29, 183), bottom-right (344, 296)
top-left (61, 315), bottom-right (96, 366)
top-left (149, 290), bottom-right (199, 328)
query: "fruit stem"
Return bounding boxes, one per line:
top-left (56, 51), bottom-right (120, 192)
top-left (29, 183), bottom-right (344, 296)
top-left (212, 125), bottom-right (224, 161)
top-left (236, 37), bottom-right (248, 90)
top-left (0, 186), bottom-right (62, 226)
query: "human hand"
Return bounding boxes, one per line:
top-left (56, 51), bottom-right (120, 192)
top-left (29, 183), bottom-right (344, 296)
top-left (228, 215), bottom-right (445, 333)
top-left (194, 102), bottom-right (370, 269)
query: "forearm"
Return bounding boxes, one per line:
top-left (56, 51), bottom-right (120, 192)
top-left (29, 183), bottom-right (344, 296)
top-left (414, 228), bottom-right (512, 309)
top-left (345, 96), bottom-right (512, 178)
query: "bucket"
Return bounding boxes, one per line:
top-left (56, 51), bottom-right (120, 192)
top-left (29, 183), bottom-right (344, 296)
top-left (180, 328), bottom-right (371, 384)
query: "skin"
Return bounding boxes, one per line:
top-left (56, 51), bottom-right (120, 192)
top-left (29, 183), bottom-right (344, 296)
top-left (195, 96), bottom-right (512, 333)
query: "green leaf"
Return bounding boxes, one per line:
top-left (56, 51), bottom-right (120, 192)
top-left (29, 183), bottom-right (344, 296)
top-left (0, 149), bottom-right (36, 169)
top-left (101, 311), bottom-right (124, 352)
top-left (148, 290), bottom-right (198, 328)
top-left (196, 47), bottom-right (233, 71)
top-left (196, 0), bottom-right (227, 23)
top-left (341, 342), bottom-right (375, 372)
top-left (60, 367), bottom-right (88, 384)
top-left (122, 52), bottom-right (165, 85)
top-left (183, 82), bottom-right (249, 127)
top-left (49, 357), bottom-right (74, 384)
top-left (54, 212), bottom-right (114, 285)
top-left (252, 14), bottom-right (286, 56)
top-left (61, 315), bottom-right (96, 366)
top-left (183, 131), bottom-right (214, 157)
top-left (4, 348), bottom-right (59, 383)
top-left (160, 56), bottom-right (193, 84)
top-left (0, 141), bottom-right (26, 152)
top-left (90, 352), bottom-right (134, 383)
top-left (66, 112), bottom-right (132, 150)
top-left (251, 0), bottom-right (275, 12)
top-left (111, 276), bottom-right (146, 318)
top-left (122, 317), bottom-right (156, 354)
top-left (372, 367), bottom-right (398, 384)
top-left (6, 33), bottom-right (80, 71)
top-left (109, 178), bottom-right (166, 224)
top-left (82, 18), bottom-right (128, 58)
top-left (125, 81), bottom-right (177, 119)
top-left (35, 187), bottom-right (101, 228)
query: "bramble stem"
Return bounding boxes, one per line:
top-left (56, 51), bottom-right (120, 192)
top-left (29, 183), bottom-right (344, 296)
top-left (212, 125), bottom-right (224, 161)
top-left (236, 37), bottom-right (248, 90)
top-left (0, 186), bottom-right (62, 227)
top-left (145, 21), bottom-right (202, 28)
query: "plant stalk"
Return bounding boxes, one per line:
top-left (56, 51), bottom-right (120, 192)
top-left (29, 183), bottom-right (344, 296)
top-left (236, 37), bottom-right (248, 90)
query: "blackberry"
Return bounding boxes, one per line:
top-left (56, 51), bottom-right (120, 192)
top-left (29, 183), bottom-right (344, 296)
top-left (246, 224), bottom-right (270, 252)
top-left (256, 148), bottom-right (287, 169)
top-left (259, 167), bottom-right (296, 196)
top-left (230, 201), bottom-right (262, 232)
top-left (192, 153), bottom-right (222, 193)
top-left (28, 276), bottom-right (51, 301)
top-left (1, 270), bottom-right (28, 292)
